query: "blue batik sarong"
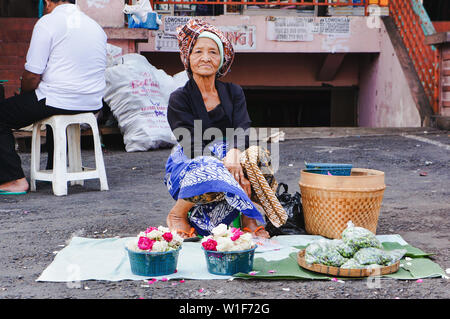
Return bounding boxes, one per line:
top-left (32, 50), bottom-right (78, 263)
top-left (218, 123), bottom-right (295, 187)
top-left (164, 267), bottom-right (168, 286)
top-left (164, 141), bottom-right (265, 237)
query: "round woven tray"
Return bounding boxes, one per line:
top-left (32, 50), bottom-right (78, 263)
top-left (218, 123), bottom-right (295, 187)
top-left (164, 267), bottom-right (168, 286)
top-left (297, 250), bottom-right (400, 278)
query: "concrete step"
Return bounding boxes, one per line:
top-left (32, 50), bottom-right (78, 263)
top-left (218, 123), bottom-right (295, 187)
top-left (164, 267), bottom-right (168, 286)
top-left (381, 16), bottom-right (434, 122)
top-left (442, 91), bottom-right (450, 102)
top-left (432, 115), bottom-right (450, 130)
top-left (443, 101), bottom-right (450, 108)
top-left (442, 75), bottom-right (450, 91)
top-left (443, 51), bottom-right (450, 61)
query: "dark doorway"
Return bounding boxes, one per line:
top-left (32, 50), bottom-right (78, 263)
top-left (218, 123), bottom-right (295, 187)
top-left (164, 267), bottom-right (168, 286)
top-left (244, 87), bottom-right (357, 128)
top-left (0, 0), bottom-right (39, 18)
top-left (423, 0), bottom-right (450, 21)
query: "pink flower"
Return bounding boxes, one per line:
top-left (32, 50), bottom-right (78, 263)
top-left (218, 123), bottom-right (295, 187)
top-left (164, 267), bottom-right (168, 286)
top-left (202, 238), bottom-right (218, 251)
top-left (138, 236), bottom-right (154, 250)
top-left (144, 227), bottom-right (157, 234)
top-left (179, 279), bottom-right (185, 283)
top-left (162, 232), bottom-right (173, 242)
top-left (231, 232), bottom-right (241, 241)
top-left (161, 277), bottom-right (168, 282)
top-left (416, 279), bottom-right (423, 283)
top-left (230, 228), bottom-right (244, 241)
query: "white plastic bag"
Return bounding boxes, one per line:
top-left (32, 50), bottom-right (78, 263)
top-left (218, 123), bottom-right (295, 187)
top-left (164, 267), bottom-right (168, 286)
top-left (104, 54), bottom-right (188, 152)
top-left (106, 44), bottom-right (123, 67)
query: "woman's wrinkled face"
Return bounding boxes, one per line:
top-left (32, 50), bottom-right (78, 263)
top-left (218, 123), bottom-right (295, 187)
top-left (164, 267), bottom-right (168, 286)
top-left (189, 37), bottom-right (221, 77)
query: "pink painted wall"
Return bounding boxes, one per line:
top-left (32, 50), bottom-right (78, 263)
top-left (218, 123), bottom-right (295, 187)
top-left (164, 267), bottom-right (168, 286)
top-left (140, 15), bottom-right (380, 54)
top-left (140, 15), bottom-right (373, 87)
top-left (77, 0), bottom-right (138, 54)
top-left (358, 22), bottom-right (421, 127)
top-left (143, 51), bottom-right (359, 87)
top-left (77, 0), bottom-right (125, 28)
top-left (223, 53), bottom-right (359, 87)
top-left (73, 4), bottom-right (424, 127)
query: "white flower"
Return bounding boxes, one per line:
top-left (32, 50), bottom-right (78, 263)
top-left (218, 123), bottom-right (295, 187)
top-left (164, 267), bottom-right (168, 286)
top-left (138, 231), bottom-right (146, 237)
top-left (170, 233), bottom-right (184, 247)
top-left (127, 239), bottom-right (139, 251)
top-left (216, 236), bottom-right (233, 252)
top-left (239, 233), bottom-right (252, 244)
top-left (212, 224), bottom-right (229, 237)
top-left (158, 226), bottom-right (170, 233)
top-left (205, 224), bottom-right (256, 252)
top-left (146, 229), bottom-right (162, 240)
top-left (152, 240), bottom-right (169, 252)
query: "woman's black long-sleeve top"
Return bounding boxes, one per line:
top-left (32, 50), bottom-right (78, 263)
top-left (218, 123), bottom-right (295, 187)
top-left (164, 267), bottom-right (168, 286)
top-left (167, 78), bottom-right (251, 158)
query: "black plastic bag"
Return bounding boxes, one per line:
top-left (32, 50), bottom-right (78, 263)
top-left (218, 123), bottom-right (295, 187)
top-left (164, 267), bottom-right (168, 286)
top-left (265, 183), bottom-right (306, 236)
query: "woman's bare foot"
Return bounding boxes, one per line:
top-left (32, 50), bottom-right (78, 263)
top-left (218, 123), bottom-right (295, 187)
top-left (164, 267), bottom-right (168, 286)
top-left (241, 214), bottom-right (270, 239)
top-left (166, 199), bottom-right (196, 239)
top-left (0, 178), bottom-right (29, 193)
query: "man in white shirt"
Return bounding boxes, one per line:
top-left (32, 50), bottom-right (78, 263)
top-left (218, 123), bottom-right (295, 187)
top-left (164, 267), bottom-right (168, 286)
top-left (0, 0), bottom-right (107, 195)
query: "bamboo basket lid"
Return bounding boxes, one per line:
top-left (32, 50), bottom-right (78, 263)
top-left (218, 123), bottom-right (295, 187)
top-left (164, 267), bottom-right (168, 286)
top-left (297, 249), bottom-right (400, 278)
top-left (300, 168), bottom-right (385, 191)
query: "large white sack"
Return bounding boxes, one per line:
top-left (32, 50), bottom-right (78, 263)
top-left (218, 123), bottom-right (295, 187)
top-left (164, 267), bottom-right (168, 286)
top-left (104, 54), bottom-right (188, 152)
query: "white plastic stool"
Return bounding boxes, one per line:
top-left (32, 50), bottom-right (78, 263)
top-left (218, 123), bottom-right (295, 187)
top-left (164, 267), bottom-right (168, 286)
top-left (30, 113), bottom-right (109, 196)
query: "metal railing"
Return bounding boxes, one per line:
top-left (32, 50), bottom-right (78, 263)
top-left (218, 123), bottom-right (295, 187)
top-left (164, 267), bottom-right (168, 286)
top-left (148, 0), bottom-right (391, 16)
top-left (390, 0), bottom-right (439, 113)
top-left (150, 0), bottom-right (367, 5)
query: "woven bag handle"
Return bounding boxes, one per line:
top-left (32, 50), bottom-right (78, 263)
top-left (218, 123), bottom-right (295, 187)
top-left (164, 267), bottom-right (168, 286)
top-left (240, 146), bottom-right (287, 228)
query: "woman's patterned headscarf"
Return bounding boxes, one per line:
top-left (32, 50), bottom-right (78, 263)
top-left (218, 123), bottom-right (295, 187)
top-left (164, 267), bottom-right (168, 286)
top-left (176, 18), bottom-right (235, 78)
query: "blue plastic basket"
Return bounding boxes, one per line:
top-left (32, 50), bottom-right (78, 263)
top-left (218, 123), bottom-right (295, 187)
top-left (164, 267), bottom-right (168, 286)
top-left (125, 246), bottom-right (181, 277)
top-left (305, 162), bottom-right (352, 176)
top-left (202, 246), bottom-right (257, 276)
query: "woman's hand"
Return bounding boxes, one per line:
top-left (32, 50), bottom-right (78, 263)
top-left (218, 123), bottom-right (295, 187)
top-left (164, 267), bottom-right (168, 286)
top-left (223, 148), bottom-right (251, 196)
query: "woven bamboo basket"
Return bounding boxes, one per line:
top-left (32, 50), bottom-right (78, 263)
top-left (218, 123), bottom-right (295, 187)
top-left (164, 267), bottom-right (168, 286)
top-left (299, 168), bottom-right (385, 239)
top-left (297, 250), bottom-right (400, 278)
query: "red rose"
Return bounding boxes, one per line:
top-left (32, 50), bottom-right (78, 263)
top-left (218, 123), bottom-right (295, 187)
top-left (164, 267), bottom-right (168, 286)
top-left (162, 232), bottom-right (173, 242)
top-left (138, 236), bottom-right (154, 251)
top-left (202, 238), bottom-right (218, 251)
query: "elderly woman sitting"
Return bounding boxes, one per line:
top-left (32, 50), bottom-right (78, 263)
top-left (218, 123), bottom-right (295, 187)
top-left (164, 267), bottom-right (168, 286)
top-left (164, 19), bottom-right (286, 240)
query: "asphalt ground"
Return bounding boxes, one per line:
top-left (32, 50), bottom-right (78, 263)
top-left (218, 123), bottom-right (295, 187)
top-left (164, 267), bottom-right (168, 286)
top-left (0, 127), bottom-right (449, 306)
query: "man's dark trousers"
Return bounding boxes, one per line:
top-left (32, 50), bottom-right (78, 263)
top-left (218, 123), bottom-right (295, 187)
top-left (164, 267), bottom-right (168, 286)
top-left (0, 91), bottom-right (92, 184)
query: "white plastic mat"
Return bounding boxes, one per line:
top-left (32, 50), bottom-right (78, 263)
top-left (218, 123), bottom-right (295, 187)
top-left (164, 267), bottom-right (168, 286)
top-left (36, 234), bottom-right (412, 282)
